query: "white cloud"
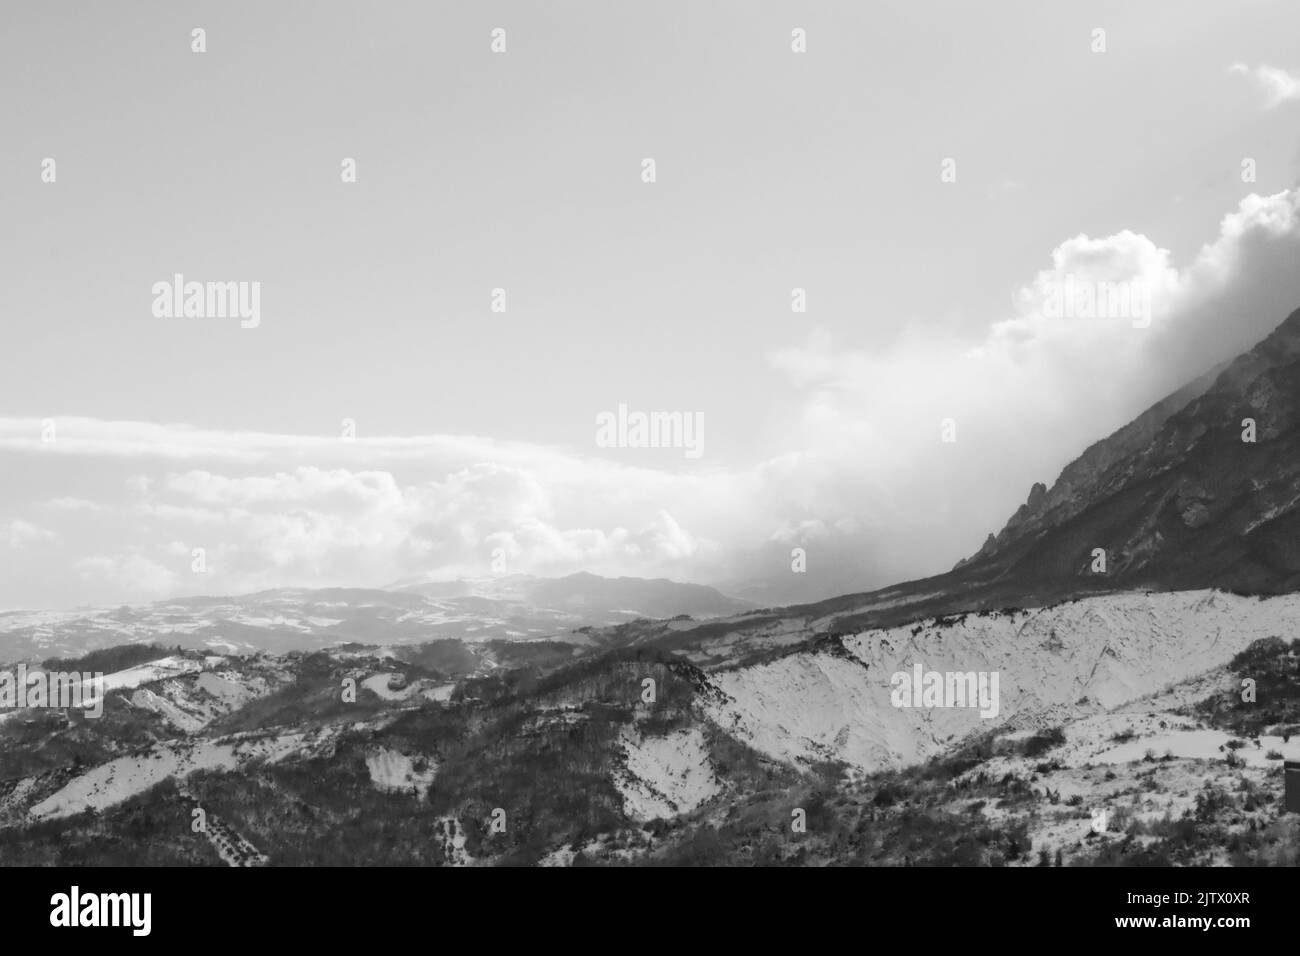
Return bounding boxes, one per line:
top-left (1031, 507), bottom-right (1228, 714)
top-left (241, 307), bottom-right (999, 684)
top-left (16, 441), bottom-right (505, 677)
top-left (3, 519), bottom-right (57, 548)
top-left (0, 417), bottom-right (580, 466)
top-left (1230, 62), bottom-right (1300, 109)
top-left (760, 189), bottom-right (1300, 585)
top-left (43, 497), bottom-right (104, 513)
top-left (74, 553), bottom-right (179, 597)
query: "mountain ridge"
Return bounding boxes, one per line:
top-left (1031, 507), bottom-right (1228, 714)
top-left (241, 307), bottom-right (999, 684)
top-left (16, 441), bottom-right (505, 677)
top-left (956, 305), bottom-right (1300, 593)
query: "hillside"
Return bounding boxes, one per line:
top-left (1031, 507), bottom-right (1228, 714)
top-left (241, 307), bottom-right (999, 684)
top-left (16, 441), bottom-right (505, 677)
top-left (4, 585), bottom-right (1299, 866)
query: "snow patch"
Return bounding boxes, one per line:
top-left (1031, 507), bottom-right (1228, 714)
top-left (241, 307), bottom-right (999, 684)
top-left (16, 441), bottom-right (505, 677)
top-left (361, 673), bottom-right (412, 700)
top-left (28, 728), bottom-right (338, 821)
top-left (614, 727), bottom-right (721, 822)
top-left (364, 748), bottom-right (437, 797)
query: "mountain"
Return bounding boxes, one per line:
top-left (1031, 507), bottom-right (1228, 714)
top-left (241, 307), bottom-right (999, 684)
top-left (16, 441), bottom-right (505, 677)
top-left (953, 306), bottom-right (1300, 595)
top-left (664, 302), bottom-right (1300, 637)
top-left (523, 572), bottom-right (751, 618)
top-left (387, 574), bottom-right (538, 602)
top-left (4, 587), bottom-right (1298, 866)
top-left (394, 572), bottom-right (750, 618)
top-left (0, 574), bottom-right (752, 664)
top-left (953, 361), bottom-right (1228, 571)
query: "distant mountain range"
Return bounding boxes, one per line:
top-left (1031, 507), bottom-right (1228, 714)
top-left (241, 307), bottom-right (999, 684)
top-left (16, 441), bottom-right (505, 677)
top-left (390, 571), bottom-right (751, 619)
top-left (0, 573), bottom-right (752, 663)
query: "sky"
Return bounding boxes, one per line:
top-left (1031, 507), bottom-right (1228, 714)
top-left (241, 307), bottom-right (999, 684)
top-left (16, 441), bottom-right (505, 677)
top-left (2, 0), bottom-right (1300, 609)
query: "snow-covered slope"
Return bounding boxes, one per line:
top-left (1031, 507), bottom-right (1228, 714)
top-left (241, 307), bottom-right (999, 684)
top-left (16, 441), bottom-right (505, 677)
top-left (704, 589), bottom-right (1300, 773)
top-left (613, 727), bottom-right (721, 822)
top-left (365, 748), bottom-right (438, 797)
top-left (28, 728), bottom-right (341, 821)
top-left (988, 711), bottom-right (1300, 773)
top-left (122, 659), bottom-right (290, 733)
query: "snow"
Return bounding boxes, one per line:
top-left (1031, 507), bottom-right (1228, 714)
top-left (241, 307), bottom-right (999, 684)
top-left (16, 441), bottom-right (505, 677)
top-left (537, 830), bottom-right (658, 865)
top-left (1100, 728), bottom-right (1292, 767)
top-left (0, 608), bottom-right (112, 630)
top-left (981, 711), bottom-right (1300, 773)
top-left (422, 683), bottom-right (456, 702)
top-left (28, 729), bottom-right (338, 821)
top-left (958, 706), bottom-right (1300, 864)
top-left (436, 817), bottom-right (472, 866)
top-left (364, 748), bottom-right (438, 797)
top-left (99, 656), bottom-right (202, 693)
top-left (361, 673), bottom-right (412, 700)
top-left (228, 615), bottom-right (284, 628)
top-left (29, 741), bottom-right (241, 820)
top-left (20, 655), bottom-right (208, 715)
top-left (703, 589), bottom-right (1300, 773)
top-left (122, 662), bottom-right (286, 733)
top-left (129, 687), bottom-right (208, 733)
top-left (360, 672), bottom-right (457, 703)
top-left (614, 727), bottom-right (721, 822)
top-left (194, 671), bottom-right (252, 704)
top-left (538, 846), bottom-right (578, 867)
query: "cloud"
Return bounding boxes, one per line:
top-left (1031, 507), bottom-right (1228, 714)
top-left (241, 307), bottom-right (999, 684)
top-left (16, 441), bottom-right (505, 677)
top-left (1230, 62), bottom-right (1300, 109)
top-left (64, 463), bottom-right (724, 597)
top-left (0, 418), bottom-right (585, 469)
top-left (74, 553), bottom-right (179, 597)
top-left (3, 520), bottom-right (57, 548)
top-left (760, 189), bottom-right (1300, 586)
top-left (164, 467), bottom-right (406, 511)
top-left (42, 497), bottom-right (104, 513)
top-left (4, 190), bottom-right (1300, 606)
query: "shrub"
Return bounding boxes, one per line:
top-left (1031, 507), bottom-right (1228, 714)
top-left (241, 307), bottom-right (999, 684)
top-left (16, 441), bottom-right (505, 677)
top-left (1023, 726), bottom-right (1067, 758)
